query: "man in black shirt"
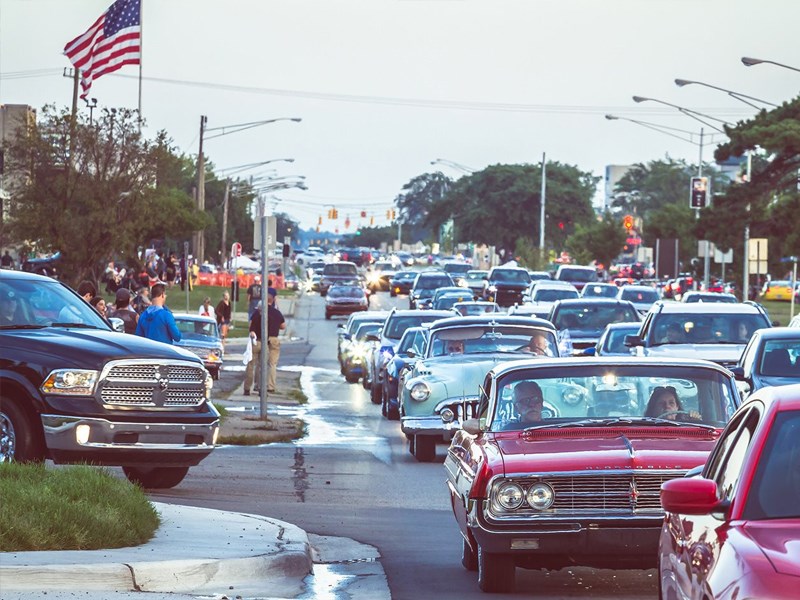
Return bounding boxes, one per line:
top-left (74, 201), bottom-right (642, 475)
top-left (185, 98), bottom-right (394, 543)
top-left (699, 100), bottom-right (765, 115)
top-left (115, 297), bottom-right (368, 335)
top-left (265, 288), bottom-right (286, 392)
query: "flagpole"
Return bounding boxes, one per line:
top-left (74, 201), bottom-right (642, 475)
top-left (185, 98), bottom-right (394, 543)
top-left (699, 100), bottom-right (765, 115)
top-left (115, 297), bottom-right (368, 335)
top-left (137, 0), bottom-right (143, 132)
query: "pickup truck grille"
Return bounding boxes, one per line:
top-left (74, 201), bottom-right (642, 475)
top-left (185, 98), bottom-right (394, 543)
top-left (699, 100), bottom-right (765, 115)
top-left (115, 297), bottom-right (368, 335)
top-left (100, 360), bottom-right (207, 408)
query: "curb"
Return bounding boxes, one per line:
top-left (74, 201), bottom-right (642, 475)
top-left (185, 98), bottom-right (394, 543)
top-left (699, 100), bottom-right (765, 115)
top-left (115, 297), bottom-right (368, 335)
top-left (0, 503), bottom-right (313, 596)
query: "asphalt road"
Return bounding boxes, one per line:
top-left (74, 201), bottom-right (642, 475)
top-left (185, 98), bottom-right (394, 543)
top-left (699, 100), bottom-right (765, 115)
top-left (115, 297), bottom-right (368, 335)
top-left (150, 291), bottom-right (659, 599)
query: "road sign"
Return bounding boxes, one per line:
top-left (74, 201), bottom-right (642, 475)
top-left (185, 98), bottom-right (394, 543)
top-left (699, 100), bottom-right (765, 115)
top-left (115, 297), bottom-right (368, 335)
top-left (748, 238), bottom-right (768, 274)
top-left (690, 176), bottom-right (709, 209)
top-left (231, 242), bottom-right (242, 258)
top-left (714, 247), bottom-right (733, 264)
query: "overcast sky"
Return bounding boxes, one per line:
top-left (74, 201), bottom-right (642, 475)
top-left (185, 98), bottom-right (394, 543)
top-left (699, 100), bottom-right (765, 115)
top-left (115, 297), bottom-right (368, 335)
top-left (2, 0), bottom-right (799, 232)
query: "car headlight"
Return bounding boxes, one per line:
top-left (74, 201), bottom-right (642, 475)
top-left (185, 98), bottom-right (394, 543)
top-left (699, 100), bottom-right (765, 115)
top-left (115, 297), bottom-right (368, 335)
top-left (410, 382), bottom-right (430, 401)
top-left (488, 285), bottom-right (497, 293)
top-left (205, 372), bottom-right (213, 397)
top-left (495, 482), bottom-right (524, 510)
top-left (41, 369), bottom-right (99, 396)
top-left (526, 483), bottom-right (554, 510)
top-left (458, 280), bottom-right (468, 287)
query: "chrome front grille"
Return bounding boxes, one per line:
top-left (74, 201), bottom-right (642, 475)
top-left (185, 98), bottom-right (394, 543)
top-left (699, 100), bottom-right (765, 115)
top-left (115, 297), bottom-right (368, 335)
top-left (490, 471), bottom-right (684, 519)
top-left (183, 346), bottom-right (211, 359)
top-left (100, 360), bottom-right (206, 408)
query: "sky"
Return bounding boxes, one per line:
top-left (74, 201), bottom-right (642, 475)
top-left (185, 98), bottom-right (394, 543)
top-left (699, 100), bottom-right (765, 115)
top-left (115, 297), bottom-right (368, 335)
top-left (2, 0), bottom-right (799, 233)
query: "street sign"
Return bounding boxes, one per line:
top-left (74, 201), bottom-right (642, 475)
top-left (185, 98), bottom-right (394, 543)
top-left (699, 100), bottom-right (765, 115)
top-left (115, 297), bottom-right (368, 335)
top-left (748, 238), bottom-right (768, 274)
top-left (714, 247), bottom-right (733, 264)
top-left (231, 242), bottom-right (242, 258)
top-left (690, 176), bottom-right (709, 209)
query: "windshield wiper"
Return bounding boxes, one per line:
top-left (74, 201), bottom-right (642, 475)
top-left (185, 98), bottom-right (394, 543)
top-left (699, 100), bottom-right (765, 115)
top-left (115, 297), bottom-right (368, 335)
top-left (0, 324), bottom-right (47, 330)
top-left (50, 322), bottom-right (103, 329)
top-left (523, 418), bottom-right (632, 432)
top-left (635, 417), bottom-right (717, 431)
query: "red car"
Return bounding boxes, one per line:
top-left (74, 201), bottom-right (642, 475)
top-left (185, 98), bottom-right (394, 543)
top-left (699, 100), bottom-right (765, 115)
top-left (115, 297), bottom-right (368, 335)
top-left (444, 357), bottom-right (740, 593)
top-left (659, 383), bottom-right (800, 600)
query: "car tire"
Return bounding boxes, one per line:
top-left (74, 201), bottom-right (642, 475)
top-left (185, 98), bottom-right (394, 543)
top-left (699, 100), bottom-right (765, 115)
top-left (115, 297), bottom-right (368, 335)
top-left (122, 466), bottom-right (190, 489)
top-left (345, 372), bottom-right (360, 384)
top-left (362, 370), bottom-right (371, 390)
top-left (0, 397), bottom-right (45, 463)
top-left (412, 435), bottom-right (436, 462)
top-left (462, 537), bottom-right (478, 572)
top-left (390, 290), bottom-right (397, 297)
top-left (370, 380), bottom-right (382, 405)
top-left (387, 405), bottom-right (400, 421)
top-left (407, 434), bottom-right (415, 455)
top-left (477, 545), bottom-right (515, 593)
top-left (325, 313), bottom-right (331, 320)
top-left (381, 393), bottom-right (388, 417)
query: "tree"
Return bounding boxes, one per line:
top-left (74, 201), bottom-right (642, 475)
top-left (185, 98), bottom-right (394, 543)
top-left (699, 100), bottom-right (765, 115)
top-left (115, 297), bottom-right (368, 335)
top-left (339, 225), bottom-right (394, 248)
top-left (564, 212), bottom-right (628, 268)
top-left (6, 106), bottom-right (211, 286)
top-left (427, 162), bottom-right (597, 257)
top-left (395, 172), bottom-right (453, 243)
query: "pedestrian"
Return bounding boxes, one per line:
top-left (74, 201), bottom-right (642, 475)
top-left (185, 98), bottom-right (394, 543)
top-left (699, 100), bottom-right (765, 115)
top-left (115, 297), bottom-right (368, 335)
top-left (215, 291), bottom-right (232, 342)
top-left (243, 301), bottom-right (263, 396)
top-left (132, 286), bottom-right (151, 315)
top-left (57, 280), bottom-right (96, 322)
top-left (1, 250), bottom-right (15, 270)
top-left (135, 283), bottom-right (181, 344)
top-left (199, 296), bottom-right (216, 320)
top-left (265, 287), bottom-right (286, 393)
top-left (89, 295), bottom-right (108, 319)
top-left (247, 274), bottom-right (263, 320)
top-left (107, 288), bottom-right (139, 334)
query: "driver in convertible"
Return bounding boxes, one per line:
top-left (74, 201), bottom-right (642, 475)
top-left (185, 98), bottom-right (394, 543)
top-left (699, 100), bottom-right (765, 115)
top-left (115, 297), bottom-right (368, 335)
top-left (513, 381), bottom-right (544, 424)
top-left (645, 386), bottom-right (700, 421)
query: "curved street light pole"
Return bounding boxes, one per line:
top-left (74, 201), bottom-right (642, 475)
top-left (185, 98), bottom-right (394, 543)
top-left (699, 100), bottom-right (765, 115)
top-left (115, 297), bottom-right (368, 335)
top-left (632, 95), bottom-right (731, 134)
top-left (674, 79), bottom-right (777, 109)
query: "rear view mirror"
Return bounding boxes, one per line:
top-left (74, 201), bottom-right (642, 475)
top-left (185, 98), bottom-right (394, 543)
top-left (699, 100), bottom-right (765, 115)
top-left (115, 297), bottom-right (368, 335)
top-left (624, 334), bottom-right (643, 347)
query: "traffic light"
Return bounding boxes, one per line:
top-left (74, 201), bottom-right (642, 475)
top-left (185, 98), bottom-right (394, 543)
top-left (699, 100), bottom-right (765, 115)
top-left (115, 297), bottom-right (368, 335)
top-left (318, 215), bottom-right (323, 225)
top-left (623, 215), bottom-right (633, 230)
top-left (386, 210), bottom-right (391, 220)
top-left (370, 216), bottom-right (374, 226)
top-left (391, 209), bottom-right (396, 219)
top-left (332, 208), bottom-right (339, 219)
top-left (360, 210), bottom-right (367, 218)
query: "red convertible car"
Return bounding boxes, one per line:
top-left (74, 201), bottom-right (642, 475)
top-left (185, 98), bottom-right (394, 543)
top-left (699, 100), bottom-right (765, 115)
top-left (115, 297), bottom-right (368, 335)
top-left (444, 357), bottom-right (740, 593)
top-left (659, 383), bottom-right (800, 600)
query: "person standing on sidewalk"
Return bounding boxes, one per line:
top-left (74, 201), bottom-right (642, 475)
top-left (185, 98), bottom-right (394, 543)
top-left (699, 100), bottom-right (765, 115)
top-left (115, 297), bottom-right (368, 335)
top-left (215, 291), bottom-right (232, 343)
top-left (135, 283), bottom-right (181, 344)
top-left (244, 302), bottom-right (263, 396)
top-left (265, 287), bottom-right (286, 393)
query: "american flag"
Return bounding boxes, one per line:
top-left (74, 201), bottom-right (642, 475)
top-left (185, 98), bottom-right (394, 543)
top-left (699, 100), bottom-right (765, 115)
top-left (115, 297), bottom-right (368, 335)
top-left (63, 0), bottom-right (141, 99)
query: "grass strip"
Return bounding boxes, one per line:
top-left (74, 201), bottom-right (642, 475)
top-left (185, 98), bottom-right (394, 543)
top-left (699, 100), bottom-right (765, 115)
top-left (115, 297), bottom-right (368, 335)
top-left (0, 463), bottom-right (159, 552)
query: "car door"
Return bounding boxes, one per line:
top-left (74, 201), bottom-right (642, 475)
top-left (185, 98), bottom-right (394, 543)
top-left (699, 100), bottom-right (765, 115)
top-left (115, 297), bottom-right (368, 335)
top-left (669, 406), bottom-right (762, 599)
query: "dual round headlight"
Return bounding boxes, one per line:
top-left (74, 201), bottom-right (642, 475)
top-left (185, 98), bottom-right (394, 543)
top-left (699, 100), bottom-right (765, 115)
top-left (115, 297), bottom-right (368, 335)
top-left (495, 481), bottom-right (554, 511)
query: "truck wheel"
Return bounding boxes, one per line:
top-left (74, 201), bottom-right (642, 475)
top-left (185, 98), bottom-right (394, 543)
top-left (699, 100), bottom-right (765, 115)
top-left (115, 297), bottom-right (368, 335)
top-left (0, 398), bottom-right (45, 463)
top-left (477, 545), bottom-right (515, 593)
top-left (462, 536), bottom-right (478, 571)
top-left (123, 466), bottom-right (190, 489)
top-left (413, 435), bottom-right (436, 462)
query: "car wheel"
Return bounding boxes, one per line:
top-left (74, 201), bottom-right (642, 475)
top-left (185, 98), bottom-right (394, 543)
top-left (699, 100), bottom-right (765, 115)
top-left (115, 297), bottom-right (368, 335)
top-left (407, 434), bottom-right (416, 455)
top-left (122, 466), bottom-right (190, 489)
top-left (381, 393), bottom-right (388, 417)
top-left (325, 312), bottom-right (331, 320)
top-left (362, 370), bottom-right (371, 390)
top-left (413, 435), bottom-right (436, 462)
top-left (370, 379), bottom-right (382, 405)
top-left (387, 404), bottom-right (400, 421)
top-left (345, 373), bottom-right (360, 384)
top-left (0, 397), bottom-right (45, 463)
top-left (462, 536), bottom-right (478, 572)
top-left (390, 290), bottom-right (397, 297)
top-left (477, 545), bottom-right (515, 593)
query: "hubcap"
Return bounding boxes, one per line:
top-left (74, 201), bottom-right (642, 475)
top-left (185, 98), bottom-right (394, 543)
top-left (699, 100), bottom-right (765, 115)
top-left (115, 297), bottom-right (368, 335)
top-left (0, 412), bottom-right (16, 462)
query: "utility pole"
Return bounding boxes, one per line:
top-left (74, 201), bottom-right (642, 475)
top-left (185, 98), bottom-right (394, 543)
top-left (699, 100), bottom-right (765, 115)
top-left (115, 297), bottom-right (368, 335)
top-left (194, 115), bottom-right (207, 262)
top-left (743, 152), bottom-right (752, 300)
top-left (696, 128), bottom-right (711, 291)
top-left (259, 194), bottom-right (270, 419)
top-left (220, 179), bottom-right (230, 266)
top-left (539, 152), bottom-right (546, 251)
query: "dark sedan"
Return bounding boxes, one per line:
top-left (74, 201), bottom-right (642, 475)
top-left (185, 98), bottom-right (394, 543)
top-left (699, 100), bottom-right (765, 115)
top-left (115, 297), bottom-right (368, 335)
top-left (324, 283), bottom-right (369, 319)
top-left (731, 326), bottom-right (800, 399)
top-left (549, 298), bottom-right (640, 353)
top-left (389, 271), bottom-right (417, 297)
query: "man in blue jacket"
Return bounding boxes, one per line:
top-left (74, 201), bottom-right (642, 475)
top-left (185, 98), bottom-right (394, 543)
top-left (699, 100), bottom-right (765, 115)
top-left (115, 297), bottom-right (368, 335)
top-left (135, 283), bottom-right (181, 344)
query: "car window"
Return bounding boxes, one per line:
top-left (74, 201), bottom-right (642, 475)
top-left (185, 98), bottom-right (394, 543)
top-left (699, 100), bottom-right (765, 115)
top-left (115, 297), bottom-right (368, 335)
top-left (759, 340), bottom-right (800, 376)
top-left (328, 285), bottom-right (362, 297)
top-left (354, 322), bottom-right (381, 341)
top-left (428, 326), bottom-right (556, 358)
top-left (620, 288), bottom-right (659, 303)
top-left (557, 267), bottom-right (597, 283)
top-left (714, 409), bottom-right (760, 503)
top-left (491, 270), bottom-right (531, 283)
top-left (653, 314), bottom-right (769, 345)
top-left (175, 318), bottom-right (219, 339)
top-left (323, 263), bottom-right (358, 276)
top-left (554, 304), bottom-right (638, 329)
top-left (0, 278), bottom-right (109, 329)
top-left (534, 289), bottom-right (579, 302)
top-left (487, 365), bottom-right (735, 432)
top-left (743, 409), bottom-right (800, 520)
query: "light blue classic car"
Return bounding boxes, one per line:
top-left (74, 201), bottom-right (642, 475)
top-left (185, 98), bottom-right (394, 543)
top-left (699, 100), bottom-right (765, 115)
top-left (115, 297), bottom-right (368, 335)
top-left (399, 315), bottom-right (559, 462)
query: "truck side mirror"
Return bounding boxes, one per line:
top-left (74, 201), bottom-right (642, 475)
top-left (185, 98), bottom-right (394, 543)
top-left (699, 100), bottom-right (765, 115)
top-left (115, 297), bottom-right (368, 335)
top-left (624, 334), bottom-right (643, 347)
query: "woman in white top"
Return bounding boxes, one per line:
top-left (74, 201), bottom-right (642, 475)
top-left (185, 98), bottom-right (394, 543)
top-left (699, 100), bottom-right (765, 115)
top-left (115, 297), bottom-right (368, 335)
top-left (198, 296), bottom-right (216, 320)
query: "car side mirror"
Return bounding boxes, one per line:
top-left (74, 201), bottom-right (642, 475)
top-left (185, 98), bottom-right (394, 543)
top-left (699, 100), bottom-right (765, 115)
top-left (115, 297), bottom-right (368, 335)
top-left (337, 323), bottom-right (345, 329)
top-left (462, 418), bottom-right (482, 436)
top-left (624, 334), bottom-right (643, 347)
top-left (583, 347), bottom-right (597, 356)
top-left (660, 477), bottom-right (728, 516)
top-left (366, 333), bottom-right (380, 342)
top-left (772, 320), bottom-right (780, 327)
top-left (729, 366), bottom-right (745, 380)
top-left (108, 317), bottom-right (125, 333)
top-left (406, 349), bottom-right (416, 358)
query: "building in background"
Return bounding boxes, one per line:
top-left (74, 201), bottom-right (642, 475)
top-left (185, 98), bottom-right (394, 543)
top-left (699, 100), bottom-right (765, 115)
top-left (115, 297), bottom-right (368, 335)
top-left (603, 164), bottom-right (633, 212)
top-left (0, 104), bottom-right (36, 253)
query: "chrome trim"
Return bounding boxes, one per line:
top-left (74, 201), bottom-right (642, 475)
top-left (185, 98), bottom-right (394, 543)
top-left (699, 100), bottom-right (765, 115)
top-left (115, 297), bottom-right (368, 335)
top-left (401, 415), bottom-right (462, 434)
top-left (41, 414), bottom-right (218, 451)
top-left (98, 358), bottom-right (208, 409)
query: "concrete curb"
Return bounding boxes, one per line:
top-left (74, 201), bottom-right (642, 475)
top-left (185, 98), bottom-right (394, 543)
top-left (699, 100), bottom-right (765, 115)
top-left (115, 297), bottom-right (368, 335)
top-left (0, 503), bottom-right (313, 597)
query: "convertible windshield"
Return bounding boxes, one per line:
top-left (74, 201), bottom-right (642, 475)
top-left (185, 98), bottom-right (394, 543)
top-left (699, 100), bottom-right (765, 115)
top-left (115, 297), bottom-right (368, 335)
top-left (0, 278), bottom-right (109, 329)
top-left (487, 365), bottom-right (736, 432)
top-left (174, 317), bottom-right (220, 340)
top-left (429, 326), bottom-right (556, 358)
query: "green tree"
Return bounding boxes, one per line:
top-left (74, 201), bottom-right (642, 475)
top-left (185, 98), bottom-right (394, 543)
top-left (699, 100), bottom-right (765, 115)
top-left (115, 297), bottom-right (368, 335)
top-left (339, 225), bottom-right (394, 248)
top-left (395, 172), bottom-right (453, 243)
top-left (6, 106), bottom-right (211, 286)
top-left (427, 162), bottom-right (597, 257)
top-left (564, 211), bottom-right (628, 268)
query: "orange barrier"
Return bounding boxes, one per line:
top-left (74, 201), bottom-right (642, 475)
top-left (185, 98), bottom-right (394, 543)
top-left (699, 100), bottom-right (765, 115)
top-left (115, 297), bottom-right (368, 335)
top-left (195, 272), bottom-right (284, 288)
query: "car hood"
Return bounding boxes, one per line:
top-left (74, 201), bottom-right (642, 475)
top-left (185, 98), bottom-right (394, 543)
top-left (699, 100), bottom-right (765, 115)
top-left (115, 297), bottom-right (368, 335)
top-left (415, 354), bottom-right (528, 396)
top-left (644, 343), bottom-right (745, 364)
top-left (175, 338), bottom-right (222, 350)
top-left (491, 430), bottom-right (717, 475)
top-left (2, 328), bottom-right (200, 369)
top-left (742, 521), bottom-right (800, 577)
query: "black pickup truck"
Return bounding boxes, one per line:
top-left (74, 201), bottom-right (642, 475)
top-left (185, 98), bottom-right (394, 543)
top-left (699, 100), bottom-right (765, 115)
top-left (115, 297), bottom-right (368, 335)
top-left (0, 270), bottom-right (219, 488)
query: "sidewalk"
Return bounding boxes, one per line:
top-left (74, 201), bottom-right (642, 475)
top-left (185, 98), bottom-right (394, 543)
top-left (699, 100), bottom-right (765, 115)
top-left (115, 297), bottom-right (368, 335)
top-left (0, 503), bottom-right (312, 598)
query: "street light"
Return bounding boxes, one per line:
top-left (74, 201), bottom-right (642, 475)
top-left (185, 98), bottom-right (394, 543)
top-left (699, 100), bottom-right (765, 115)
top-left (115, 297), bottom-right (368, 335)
top-left (605, 114), bottom-right (708, 145)
top-left (632, 95), bottom-right (731, 133)
top-left (205, 117), bottom-right (302, 141)
top-left (742, 56), bottom-right (800, 73)
top-left (674, 79), bottom-right (777, 109)
top-left (218, 158), bottom-right (295, 177)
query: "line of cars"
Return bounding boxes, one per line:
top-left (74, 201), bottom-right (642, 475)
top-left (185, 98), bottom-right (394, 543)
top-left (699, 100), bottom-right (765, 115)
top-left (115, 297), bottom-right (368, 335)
top-left (332, 262), bottom-right (800, 595)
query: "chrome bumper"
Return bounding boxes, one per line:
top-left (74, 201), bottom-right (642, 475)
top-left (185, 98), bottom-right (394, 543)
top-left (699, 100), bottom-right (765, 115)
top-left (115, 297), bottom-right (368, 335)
top-left (41, 414), bottom-right (219, 452)
top-left (401, 415), bottom-right (462, 436)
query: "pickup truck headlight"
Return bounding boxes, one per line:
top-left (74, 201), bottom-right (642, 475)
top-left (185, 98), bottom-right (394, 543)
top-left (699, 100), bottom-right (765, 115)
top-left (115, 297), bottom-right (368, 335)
top-left (495, 482), bottom-right (524, 510)
top-left (41, 369), bottom-right (99, 396)
top-left (410, 382), bottom-right (430, 402)
top-left (526, 483), bottom-right (554, 510)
